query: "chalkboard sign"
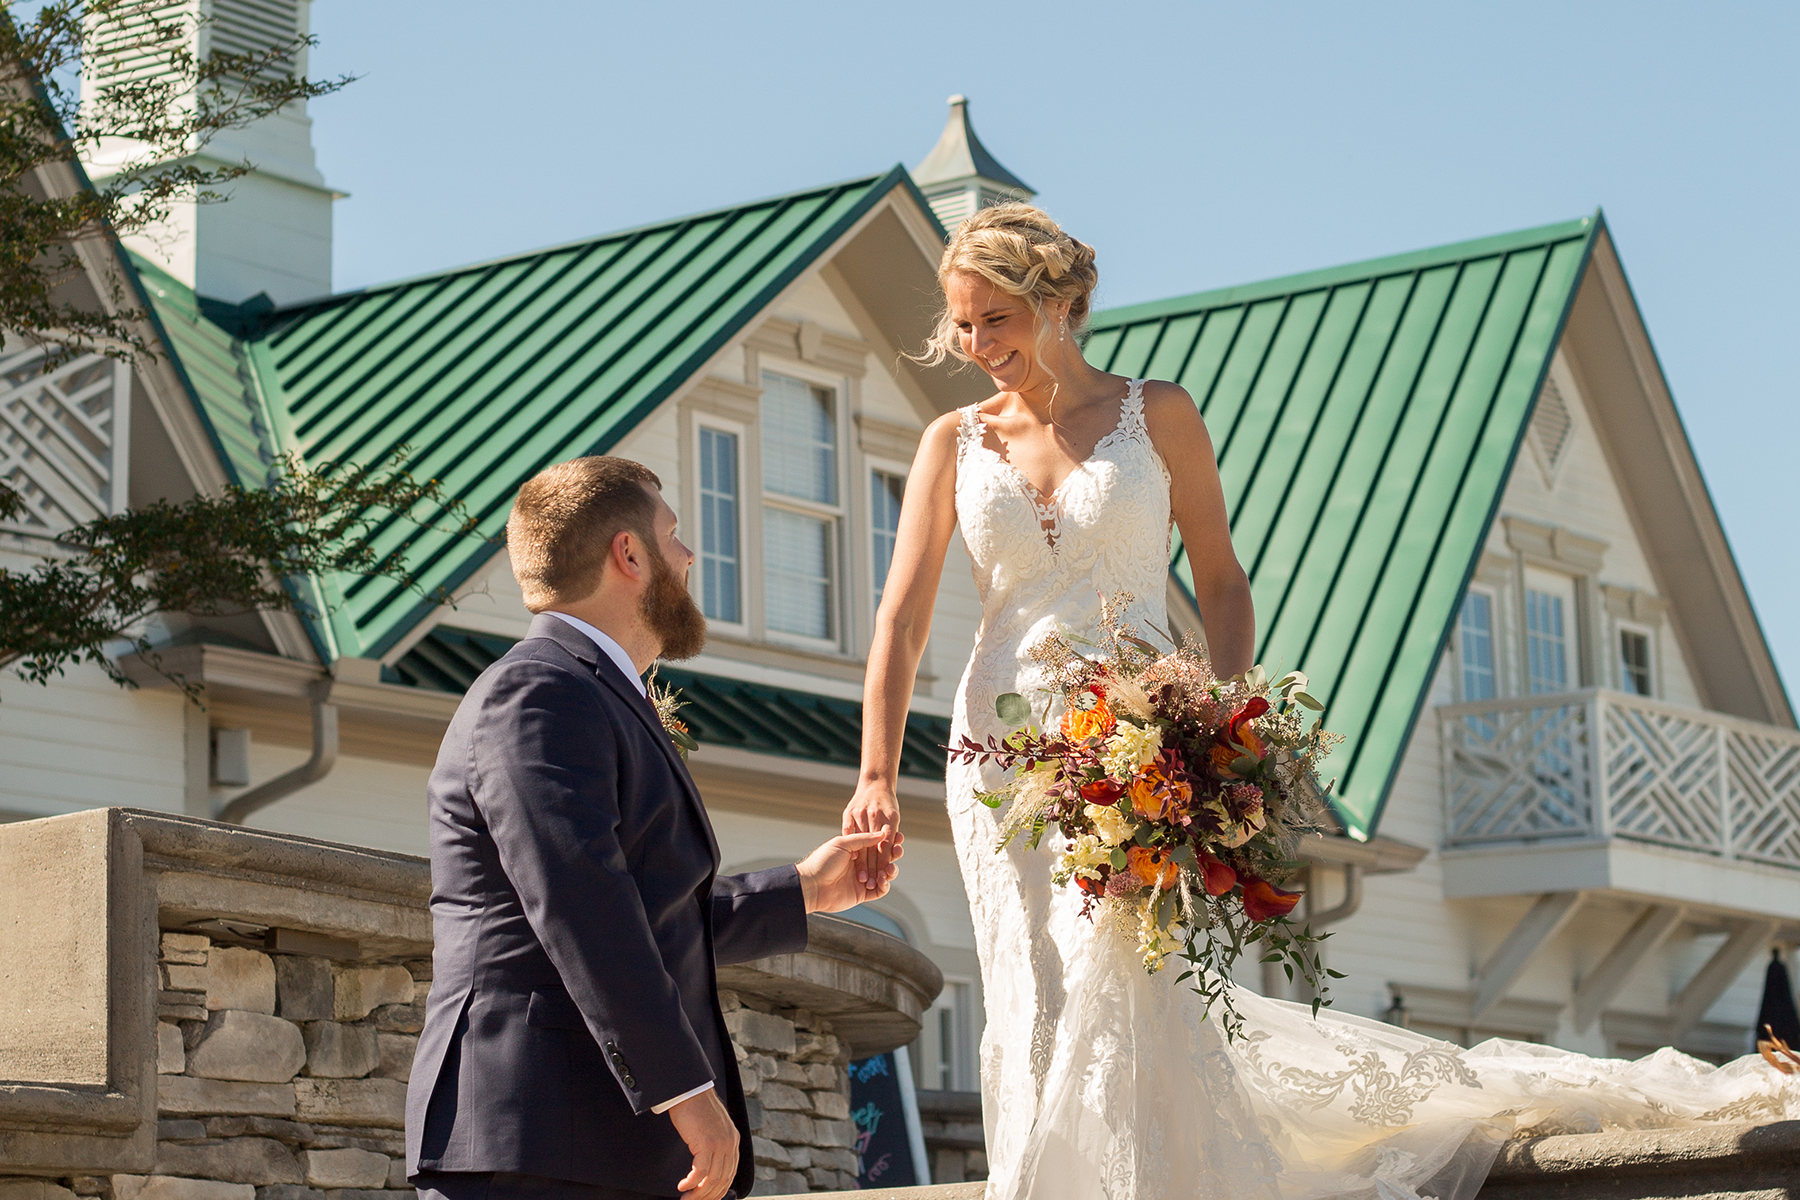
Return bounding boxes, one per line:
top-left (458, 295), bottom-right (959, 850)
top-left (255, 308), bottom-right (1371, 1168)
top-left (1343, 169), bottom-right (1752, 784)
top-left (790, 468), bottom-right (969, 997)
top-left (848, 1050), bottom-right (920, 1187)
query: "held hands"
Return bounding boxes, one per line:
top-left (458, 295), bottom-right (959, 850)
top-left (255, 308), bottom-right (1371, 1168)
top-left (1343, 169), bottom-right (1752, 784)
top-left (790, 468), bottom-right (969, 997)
top-left (668, 1086), bottom-right (738, 1200)
top-left (841, 780), bottom-right (902, 898)
top-left (797, 829), bottom-right (904, 913)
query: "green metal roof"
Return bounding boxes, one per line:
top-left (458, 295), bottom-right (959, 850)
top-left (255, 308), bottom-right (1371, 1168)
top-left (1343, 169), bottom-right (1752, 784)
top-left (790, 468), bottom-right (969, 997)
top-left (1087, 214), bottom-right (1599, 839)
top-left (391, 626), bottom-right (951, 780)
top-left (133, 256), bottom-right (287, 490)
top-left (135, 168), bottom-right (924, 661)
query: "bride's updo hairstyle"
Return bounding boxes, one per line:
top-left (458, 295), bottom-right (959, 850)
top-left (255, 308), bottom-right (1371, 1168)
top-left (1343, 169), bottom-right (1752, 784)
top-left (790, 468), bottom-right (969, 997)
top-left (918, 202), bottom-right (1099, 371)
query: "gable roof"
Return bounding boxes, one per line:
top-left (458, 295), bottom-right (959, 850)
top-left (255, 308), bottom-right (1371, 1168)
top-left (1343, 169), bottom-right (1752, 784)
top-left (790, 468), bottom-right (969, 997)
top-left (1087, 215), bottom-right (1598, 839)
top-left (135, 167), bottom-right (932, 660)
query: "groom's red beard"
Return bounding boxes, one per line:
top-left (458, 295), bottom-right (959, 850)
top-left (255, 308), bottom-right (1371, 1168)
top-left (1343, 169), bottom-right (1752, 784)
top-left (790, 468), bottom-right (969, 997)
top-left (643, 546), bottom-right (707, 661)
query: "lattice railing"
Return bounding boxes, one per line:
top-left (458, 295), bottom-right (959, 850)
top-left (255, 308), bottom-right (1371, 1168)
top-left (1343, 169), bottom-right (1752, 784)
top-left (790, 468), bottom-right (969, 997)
top-left (1, 347), bottom-right (129, 533)
top-left (1441, 689), bottom-right (1800, 870)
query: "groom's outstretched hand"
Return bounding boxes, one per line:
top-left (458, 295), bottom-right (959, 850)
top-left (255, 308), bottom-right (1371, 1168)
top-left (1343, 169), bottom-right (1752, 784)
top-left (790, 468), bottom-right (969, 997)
top-left (669, 1087), bottom-right (738, 1200)
top-left (797, 830), bottom-right (904, 913)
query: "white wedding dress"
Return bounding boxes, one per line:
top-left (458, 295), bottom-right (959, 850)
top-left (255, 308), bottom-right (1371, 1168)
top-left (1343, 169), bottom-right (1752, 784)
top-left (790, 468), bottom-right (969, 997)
top-left (945, 379), bottom-right (1798, 1199)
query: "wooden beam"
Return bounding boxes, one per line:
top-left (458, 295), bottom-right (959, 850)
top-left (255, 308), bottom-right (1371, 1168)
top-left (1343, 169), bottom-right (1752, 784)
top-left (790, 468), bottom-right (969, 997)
top-left (1472, 891), bottom-right (1585, 1019)
top-left (1572, 904), bottom-right (1685, 1033)
top-left (1667, 918), bottom-right (1779, 1042)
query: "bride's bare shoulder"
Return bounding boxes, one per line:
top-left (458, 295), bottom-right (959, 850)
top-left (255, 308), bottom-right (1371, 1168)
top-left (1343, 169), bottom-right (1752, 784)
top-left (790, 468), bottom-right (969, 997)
top-left (1140, 380), bottom-right (1210, 433)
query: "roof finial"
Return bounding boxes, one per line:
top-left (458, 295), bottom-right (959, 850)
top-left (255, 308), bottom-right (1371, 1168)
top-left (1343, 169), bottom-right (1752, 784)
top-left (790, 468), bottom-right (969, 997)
top-left (912, 95), bottom-right (1034, 232)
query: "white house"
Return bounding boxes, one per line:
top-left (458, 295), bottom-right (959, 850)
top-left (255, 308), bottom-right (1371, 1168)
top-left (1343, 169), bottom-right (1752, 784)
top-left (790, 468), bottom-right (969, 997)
top-left (4, 3), bottom-right (1796, 1184)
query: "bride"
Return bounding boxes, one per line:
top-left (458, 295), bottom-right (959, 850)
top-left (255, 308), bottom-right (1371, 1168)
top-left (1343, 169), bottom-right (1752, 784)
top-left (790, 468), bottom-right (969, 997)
top-left (840, 203), bottom-right (1798, 1198)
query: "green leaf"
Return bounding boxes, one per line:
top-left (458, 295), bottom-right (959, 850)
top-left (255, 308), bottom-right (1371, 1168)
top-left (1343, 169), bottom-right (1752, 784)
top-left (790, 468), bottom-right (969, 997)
top-left (976, 791), bottom-right (1006, 809)
top-left (1245, 664), bottom-right (1268, 691)
top-left (1124, 635), bottom-right (1162, 657)
top-left (995, 692), bottom-right (1031, 725)
top-left (1326, 969), bottom-right (1347, 978)
top-left (1110, 847), bottom-right (1129, 871)
top-left (1231, 755), bottom-right (1260, 776)
top-left (670, 728), bottom-right (700, 753)
top-left (1293, 691), bottom-right (1325, 711)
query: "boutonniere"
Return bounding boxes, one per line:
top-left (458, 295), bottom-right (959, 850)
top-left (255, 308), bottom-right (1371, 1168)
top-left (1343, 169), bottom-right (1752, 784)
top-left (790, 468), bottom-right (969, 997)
top-left (647, 669), bottom-right (699, 758)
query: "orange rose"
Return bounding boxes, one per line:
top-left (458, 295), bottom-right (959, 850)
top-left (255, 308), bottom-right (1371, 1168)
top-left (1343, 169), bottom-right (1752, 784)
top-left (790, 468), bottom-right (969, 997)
top-left (1241, 877), bottom-right (1302, 922)
top-left (1128, 759), bottom-right (1191, 822)
top-left (1126, 846), bottom-right (1178, 890)
top-left (1061, 692), bottom-right (1116, 743)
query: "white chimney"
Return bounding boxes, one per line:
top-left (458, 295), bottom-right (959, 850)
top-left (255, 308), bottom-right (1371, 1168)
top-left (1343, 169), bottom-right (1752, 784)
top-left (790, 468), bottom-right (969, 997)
top-left (81, 0), bottom-right (337, 305)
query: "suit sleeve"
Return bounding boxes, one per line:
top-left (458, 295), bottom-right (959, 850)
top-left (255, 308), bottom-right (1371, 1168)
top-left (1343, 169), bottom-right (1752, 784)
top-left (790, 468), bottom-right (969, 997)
top-left (471, 658), bottom-right (714, 1116)
top-left (710, 866), bottom-right (808, 966)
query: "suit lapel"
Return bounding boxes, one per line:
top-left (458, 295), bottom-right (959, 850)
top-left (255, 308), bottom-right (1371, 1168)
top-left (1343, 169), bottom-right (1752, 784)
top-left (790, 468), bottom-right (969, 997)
top-left (530, 616), bottom-right (719, 867)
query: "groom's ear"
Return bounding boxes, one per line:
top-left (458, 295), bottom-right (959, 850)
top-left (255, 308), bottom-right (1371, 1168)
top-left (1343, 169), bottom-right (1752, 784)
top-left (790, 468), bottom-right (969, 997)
top-left (607, 527), bottom-right (649, 586)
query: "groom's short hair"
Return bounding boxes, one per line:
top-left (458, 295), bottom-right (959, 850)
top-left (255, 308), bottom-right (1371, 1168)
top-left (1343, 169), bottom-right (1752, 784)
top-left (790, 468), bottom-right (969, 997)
top-left (507, 456), bottom-right (662, 611)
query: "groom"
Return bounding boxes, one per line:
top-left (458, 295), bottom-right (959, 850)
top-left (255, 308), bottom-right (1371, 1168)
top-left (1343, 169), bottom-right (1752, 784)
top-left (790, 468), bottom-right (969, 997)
top-left (406, 457), bottom-right (900, 1200)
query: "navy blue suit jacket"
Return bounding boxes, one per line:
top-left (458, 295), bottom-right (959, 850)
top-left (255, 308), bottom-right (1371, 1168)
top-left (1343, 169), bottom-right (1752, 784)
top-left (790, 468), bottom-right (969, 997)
top-left (406, 614), bottom-right (807, 1196)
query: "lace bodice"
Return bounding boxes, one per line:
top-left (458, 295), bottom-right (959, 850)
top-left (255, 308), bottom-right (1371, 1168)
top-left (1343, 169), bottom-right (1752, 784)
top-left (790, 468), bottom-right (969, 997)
top-left (952, 377), bottom-right (1172, 747)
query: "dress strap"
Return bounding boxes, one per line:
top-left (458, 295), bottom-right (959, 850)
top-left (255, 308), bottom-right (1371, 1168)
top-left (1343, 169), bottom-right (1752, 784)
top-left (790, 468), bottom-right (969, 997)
top-left (1121, 378), bottom-right (1148, 437)
top-left (956, 403), bottom-right (983, 458)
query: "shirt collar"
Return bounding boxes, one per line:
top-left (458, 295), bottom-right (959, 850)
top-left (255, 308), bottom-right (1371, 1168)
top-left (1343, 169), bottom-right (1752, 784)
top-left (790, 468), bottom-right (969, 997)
top-left (546, 611), bottom-right (646, 697)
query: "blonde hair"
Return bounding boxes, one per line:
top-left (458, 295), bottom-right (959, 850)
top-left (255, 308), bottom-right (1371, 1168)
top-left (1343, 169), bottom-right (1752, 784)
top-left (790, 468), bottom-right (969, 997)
top-left (507, 456), bottom-right (661, 611)
top-left (918, 202), bottom-right (1099, 372)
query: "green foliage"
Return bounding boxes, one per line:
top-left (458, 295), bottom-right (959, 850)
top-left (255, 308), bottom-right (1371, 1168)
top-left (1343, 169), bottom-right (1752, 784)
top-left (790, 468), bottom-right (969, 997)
top-left (0, 453), bottom-right (478, 697)
top-left (1, 0), bottom-right (352, 363)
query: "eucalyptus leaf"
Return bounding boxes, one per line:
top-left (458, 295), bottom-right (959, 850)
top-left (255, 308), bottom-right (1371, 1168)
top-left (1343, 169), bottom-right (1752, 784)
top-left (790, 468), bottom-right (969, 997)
top-left (1293, 691), bottom-right (1325, 711)
top-left (1246, 664), bottom-right (1268, 690)
top-left (1124, 635), bottom-right (1162, 657)
top-left (1232, 755), bottom-right (1261, 776)
top-left (995, 692), bottom-right (1031, 725)
top-left (1110, 847), bottom-right (1129, 871)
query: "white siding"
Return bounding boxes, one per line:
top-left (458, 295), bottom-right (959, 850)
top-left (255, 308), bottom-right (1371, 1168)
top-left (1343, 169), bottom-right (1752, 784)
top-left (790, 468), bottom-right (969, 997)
top-left (0, 655), bottom-right (187, 821)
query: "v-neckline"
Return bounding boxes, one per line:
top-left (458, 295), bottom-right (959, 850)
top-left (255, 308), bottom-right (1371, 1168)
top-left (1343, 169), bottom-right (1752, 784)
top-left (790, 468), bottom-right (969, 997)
top-left (975, 384), bottom-right (1134, 509)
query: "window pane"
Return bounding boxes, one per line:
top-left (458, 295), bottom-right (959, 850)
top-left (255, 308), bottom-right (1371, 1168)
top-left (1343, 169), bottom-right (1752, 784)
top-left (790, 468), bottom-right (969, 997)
top-left (871, 470), bottom-right (905, 603)
top-left (1526, 589), bottom-right (1568, 694)
top-left (764, 507), bottom-right (834, 638)
top-left (698, 428), bottom-right (740, 623)
top-left (1458, 592), bottom-right (1496, 701)
top-left (761, 371), bottom-right (837, 503)
top-left (1620, 630), bottom-right (1653, 696)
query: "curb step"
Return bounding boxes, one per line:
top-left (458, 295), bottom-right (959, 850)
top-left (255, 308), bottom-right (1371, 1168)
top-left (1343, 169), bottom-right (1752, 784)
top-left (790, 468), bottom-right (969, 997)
top-left (761, 1120), bottom-right (1800, 1199)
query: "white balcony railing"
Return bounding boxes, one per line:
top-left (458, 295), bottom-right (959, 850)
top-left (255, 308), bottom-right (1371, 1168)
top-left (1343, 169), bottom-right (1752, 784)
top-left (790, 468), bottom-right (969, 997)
top-left (1439, 689), bottom-right (1800, 870)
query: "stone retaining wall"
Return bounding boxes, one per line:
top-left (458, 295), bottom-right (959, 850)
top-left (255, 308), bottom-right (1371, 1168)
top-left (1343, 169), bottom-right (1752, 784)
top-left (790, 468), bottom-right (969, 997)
top-left (0, 810), bottom-right (941, 1200)
top-left (722, 992), bottom-right (859, 1192)
top-left (2, 933), bottom-right (426, 1200)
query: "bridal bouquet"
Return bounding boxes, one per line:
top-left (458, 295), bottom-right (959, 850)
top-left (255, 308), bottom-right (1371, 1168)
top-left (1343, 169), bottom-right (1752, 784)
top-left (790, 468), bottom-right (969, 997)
top-left (948, 595), bottom-right (1342, 1036)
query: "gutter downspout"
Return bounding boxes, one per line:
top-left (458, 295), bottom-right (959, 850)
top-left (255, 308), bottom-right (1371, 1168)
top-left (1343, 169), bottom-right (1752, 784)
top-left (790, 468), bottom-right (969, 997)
top-left (218, 683), bottom-right (338, 824)
top-left (1261, 863), bottom-right (1364, 999)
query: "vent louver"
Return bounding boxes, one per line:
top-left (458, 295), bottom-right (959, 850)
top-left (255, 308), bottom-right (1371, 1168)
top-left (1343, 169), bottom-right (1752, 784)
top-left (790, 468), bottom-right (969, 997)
top-left (1532, 377), bottom-right (1573, 471)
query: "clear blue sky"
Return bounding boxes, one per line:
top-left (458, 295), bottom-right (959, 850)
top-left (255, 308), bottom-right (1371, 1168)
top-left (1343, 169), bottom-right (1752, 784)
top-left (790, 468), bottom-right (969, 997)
top-left (306, 1), bottom-right (1797, 691)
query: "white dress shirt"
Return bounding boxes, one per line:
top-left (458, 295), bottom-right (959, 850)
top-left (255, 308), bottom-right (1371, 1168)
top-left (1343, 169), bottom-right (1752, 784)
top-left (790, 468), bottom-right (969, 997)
top-left (545, 611), bottom-right (713, 1116)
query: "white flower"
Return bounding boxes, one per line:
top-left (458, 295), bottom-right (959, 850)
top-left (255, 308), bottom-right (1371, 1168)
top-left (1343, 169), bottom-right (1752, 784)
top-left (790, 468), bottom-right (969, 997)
top-left (1085, 802), bottom-right (1134, 848)
top-left (1100, 722), bottom-right (1163, 780)
top-left (1064, 834), bottom-right (1111, 872)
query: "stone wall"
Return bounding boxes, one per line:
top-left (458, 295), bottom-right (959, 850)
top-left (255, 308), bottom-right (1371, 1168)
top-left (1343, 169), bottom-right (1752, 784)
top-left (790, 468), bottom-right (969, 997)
top-left (913, 1092), bottom-right (986, 1185)
top-left (1, 933), bottom-right (426, 1200)
top-left (0, 810), bottom-right (941, 1199)
top-left (722, 992), bottom-right (859, 1193)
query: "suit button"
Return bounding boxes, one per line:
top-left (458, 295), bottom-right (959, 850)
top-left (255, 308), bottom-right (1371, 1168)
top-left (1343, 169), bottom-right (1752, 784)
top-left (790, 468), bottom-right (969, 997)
top-left (623, 1074), bottom-right (636, 1088)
